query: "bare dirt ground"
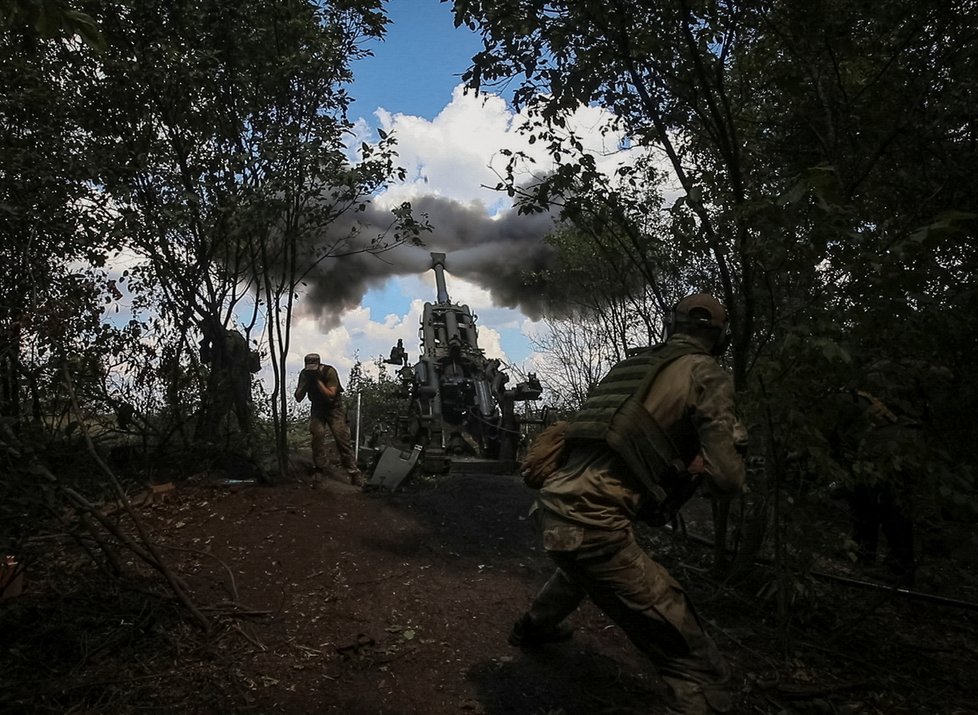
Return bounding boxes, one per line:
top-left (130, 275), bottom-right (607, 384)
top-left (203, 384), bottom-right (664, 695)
top-left (2, 461), bottom-right (978, 714)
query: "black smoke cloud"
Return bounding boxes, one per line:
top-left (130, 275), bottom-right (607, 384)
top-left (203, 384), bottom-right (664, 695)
top-left (300, 195), bottom-right (560, 330)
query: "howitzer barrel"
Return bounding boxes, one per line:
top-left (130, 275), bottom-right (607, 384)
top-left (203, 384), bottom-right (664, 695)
top-left (431, 252), bottom-right (450, 304)
top-left (374, 249), bottom-right (543, 478)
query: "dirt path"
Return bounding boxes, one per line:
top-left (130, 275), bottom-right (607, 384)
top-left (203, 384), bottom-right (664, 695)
top-left (147, 472), bottom-right (660, 714)
top-left (4, 468), bottom-right (977, 714)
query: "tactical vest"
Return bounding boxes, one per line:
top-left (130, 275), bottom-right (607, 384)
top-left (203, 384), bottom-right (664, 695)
top-left (564, 341), bottom-right (706, 502)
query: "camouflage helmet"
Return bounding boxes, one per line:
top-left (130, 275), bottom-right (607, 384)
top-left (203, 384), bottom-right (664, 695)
top-left (667, 293), bottom-right (731, 354)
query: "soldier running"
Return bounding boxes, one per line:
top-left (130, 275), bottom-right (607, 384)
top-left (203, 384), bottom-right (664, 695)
top-left (510, 293), bottom-right (746, 714)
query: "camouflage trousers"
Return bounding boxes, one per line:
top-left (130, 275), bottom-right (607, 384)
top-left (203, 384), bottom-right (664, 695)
top-left (527, 508), bottom-right (732, 714)
top-left (310, 408), bottom-right (357, 475)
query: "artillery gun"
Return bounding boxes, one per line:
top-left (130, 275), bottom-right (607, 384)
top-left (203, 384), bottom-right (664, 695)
top-left (366, 252), bottom-right (543, 488)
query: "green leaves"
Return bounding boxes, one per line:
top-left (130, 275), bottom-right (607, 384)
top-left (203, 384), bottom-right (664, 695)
top-left (1, 0), bottom-right (105, 50)
top-left (907, 211), bottom-right (977, 246)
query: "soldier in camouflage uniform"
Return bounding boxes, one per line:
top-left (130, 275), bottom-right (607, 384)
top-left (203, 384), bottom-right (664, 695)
top-left (294, 353), bottom-right (364, 487)
top-left (509, 294), bottom-right (745, 715)
top-left (828, 390), bottom-right (920, 583)
top-left (197, 322), bottom-right (260, 439)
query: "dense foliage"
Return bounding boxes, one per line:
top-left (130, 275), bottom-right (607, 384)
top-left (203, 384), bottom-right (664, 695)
top-left (346, 354), bottom-right (407, 449)
top-left (2, 0), bottom-right (976, 646)
top-left (0, 0), bottom-right (407, 614)
top-left (453, 0), bottom-right (978, 581)
top-left (1, 0), bottom-right (403, 467)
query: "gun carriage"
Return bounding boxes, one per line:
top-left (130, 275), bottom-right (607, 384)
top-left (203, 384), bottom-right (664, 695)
top-left (366, 253), bottom-right (543, 487)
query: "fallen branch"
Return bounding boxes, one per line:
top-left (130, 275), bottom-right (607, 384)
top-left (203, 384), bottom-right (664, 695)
top-left (200, 604), bottom-right (273, 618)
top-left (62, 368), bottom-right (211, 634)
top-left (152, 543), bottom-right (240, 602)
top-left (232, 621), bottom-right (267, 650)
top-left (771, 680), bottom-right (873, 701)
top-left (666, 525), bottom-right (978, 612)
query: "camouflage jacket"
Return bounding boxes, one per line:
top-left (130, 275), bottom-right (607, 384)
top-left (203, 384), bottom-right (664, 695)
top-left (298, 364), bottom-right (344, 416)
top-left (537, 334), bottom-right (745, 530)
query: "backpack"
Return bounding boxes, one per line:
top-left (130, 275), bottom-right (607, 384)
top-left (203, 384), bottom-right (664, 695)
top-left (519, 421), bottom-right (569, 489)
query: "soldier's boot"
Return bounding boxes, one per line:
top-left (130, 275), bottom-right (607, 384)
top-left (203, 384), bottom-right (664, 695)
top-left (662, 677), bottom-right (733, 714)
top-left (507, 613), bottom-right (573, 647)
top-left (347, 469), bottom-right (366, 488)
top-left (310, 468), bottom-right (325, 490)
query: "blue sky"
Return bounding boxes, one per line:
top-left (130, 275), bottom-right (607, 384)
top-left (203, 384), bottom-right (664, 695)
top-left (306, 0), bottom-right (539, 376)
top-left (95, 1), bottom-right (641, 399)
top-left (285, 0), bottom-right (638, 385)
top-left (349, 0), bottom-right (483, 123)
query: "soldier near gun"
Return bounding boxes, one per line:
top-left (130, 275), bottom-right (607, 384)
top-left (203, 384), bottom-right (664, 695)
top-left (294, 353), bottom-right (364, 487)
top-left (511, 293), bottom-right (745, 715)
top-left (198, 323), bottom-right (260, 437)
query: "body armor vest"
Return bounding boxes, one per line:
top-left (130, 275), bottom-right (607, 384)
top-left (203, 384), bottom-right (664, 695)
top-left (564, 341), bottom-right (706, 502)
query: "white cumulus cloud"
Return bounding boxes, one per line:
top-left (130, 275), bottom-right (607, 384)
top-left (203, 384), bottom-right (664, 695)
top-left (293, 84), bottom-right (644, 390)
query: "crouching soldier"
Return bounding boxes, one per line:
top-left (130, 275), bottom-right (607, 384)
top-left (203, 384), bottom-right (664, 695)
top-left (511, 293), bottom-right (746, 714)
